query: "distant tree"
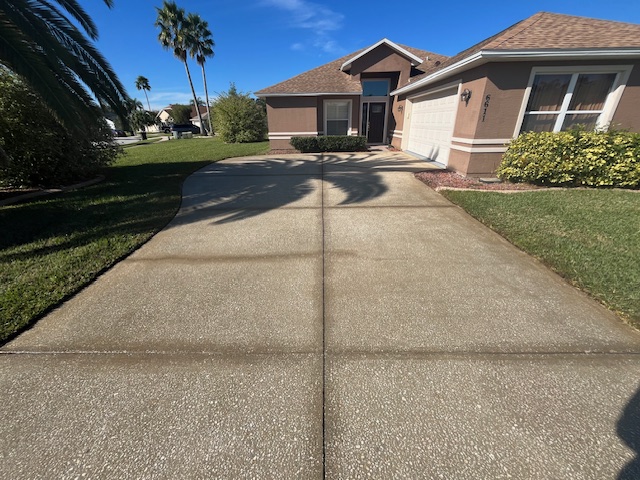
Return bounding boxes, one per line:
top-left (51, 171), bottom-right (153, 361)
top-left (170, 104), bottom-right (192, 124)
top-left (189, 97), bottom-right (205, 107)
top-left (128, 106), bottom-right (155, 133)
top-left (155, 1), bottom-right (205, 134)
top-left (186, 13), bottom-right (214, 135)
top-left (135, 76), bottom-right (152, 111)
top-left (212, 83), bottom-right (267, 143)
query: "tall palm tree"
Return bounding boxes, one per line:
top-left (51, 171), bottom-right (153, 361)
top-left (0, 0), bottom-right (129, 132)
top-left (135, 76), bottom-right (152, 111)
top-left (155, 1), bottom-right (205, 134)
top-left (186, 13), bottom-right (214, 135)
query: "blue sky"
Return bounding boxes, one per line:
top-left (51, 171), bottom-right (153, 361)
top-left (84, 0), bottom-right (640, 111)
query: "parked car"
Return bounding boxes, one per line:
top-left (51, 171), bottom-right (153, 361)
top-left (111, 129), bottom-right (127, 137)
top-left (170, 123), bottom-right (200, 134)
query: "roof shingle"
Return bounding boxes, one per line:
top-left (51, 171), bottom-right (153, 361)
top-left (255, 44), bottom-right (448, 95)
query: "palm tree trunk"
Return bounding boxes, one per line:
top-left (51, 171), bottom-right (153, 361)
top-left (183, 60), bottom-right (206, 135)
top-left (201, 66), bottom-right (212, 135)
top-left (144, 90), bottom-right (151, 111)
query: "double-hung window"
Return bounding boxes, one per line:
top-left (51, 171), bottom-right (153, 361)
top-left (519, 68), bottom-right (628, 134)
top-left (324, 100), bottom-right (351, 135)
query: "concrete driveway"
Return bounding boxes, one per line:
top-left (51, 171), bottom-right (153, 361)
top-left (2, 152), bottom-right (640, 478)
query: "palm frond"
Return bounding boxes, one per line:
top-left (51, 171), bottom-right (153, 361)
top-left (0, 0), bottom-right (129, 131)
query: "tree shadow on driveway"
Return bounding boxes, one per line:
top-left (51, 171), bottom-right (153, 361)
top-left (618, 383), bottom-right (640, 479)
top-left (170, 152), bottom-right (430, 226)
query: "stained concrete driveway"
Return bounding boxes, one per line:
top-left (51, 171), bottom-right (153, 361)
top-left (2, 152), bottom-right (640, 479)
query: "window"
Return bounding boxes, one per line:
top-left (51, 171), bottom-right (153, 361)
top-left (520, 71), bottom-right (619, 133)
top-left (325, 100), bottom-right (351, 135)
top-left (362, 80), bottom-right (389, 97)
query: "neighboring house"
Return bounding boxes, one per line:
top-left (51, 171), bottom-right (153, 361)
top-left (256, 12), bottom-right (640, 176)
top-left (156, 106), bottom-right (173, 126)
top-left (156, 104), bottom-right (208, 129)
top-left (190, 109), bottom-right (209, 132)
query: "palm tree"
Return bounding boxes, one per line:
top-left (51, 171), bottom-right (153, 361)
top-left (0, 0), bottom-right (129, 132)
top-left (186, 13), bottom-right (214, 135)
top-left (135, 76), bottom-right (152, 111)
top-left (155, 1), bottom-right (205, 134)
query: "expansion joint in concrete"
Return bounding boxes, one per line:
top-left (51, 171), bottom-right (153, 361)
top-left (320, 153), bottom-right (327, 477)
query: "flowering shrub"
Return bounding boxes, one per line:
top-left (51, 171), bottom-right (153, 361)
top-left (498, 129), bottom-right (640, 188)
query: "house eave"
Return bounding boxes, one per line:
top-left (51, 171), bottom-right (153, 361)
top-left (255, 92), bottom-right (362, 98)
top-left (391, 48), bottom-right (640, 96)
top-left (339, 38), bottom-right (423, 72)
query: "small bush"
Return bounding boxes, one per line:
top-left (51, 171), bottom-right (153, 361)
top-left (212, 83), bottom-right (267, 143)
top-left (498, 129), bottom-right (640, 188)
top-left (290, 135), bottom-right (366, 153)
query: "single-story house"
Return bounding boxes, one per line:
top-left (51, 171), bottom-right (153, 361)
top-left (256, 12), bottom-right (640, 176)
top-left (156, 104), bottom-right (208, 130)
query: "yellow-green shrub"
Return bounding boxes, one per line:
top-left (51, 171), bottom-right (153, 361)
top-left (498, 130), bottom-right (640, 188)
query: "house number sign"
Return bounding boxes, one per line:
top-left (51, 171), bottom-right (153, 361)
top-left (482, 94), bottom-right (491, 122)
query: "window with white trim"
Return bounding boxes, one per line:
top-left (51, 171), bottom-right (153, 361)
top-left (324, 100), bottom-right (351, 135)
top-left (520, 72), bottom-right (618, 133)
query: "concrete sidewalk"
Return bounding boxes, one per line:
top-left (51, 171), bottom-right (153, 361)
top-left (2, 152), bottom-right (640, 478)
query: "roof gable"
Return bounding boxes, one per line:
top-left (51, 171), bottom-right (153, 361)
top-left (340, 38), bottom-right (424, 71)
top-left (256, 41), bottom-right (447, 96)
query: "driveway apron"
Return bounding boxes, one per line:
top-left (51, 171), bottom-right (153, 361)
top-left (2, 152), bottom-right (640, 479)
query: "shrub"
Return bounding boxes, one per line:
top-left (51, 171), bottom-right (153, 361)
top-left (498, 129), bottom-right (640, 188)
top-left (290, 135), bottom-right (367, 153)
top-left (212, 83), bottom-right (267, 143)
top-left (0, 71), bottom-right (120, 187)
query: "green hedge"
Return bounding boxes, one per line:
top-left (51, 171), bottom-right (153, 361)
top-left (497, 130), bottom-right (640, 188)
top-left (290, 135), bottom-right (366, 153)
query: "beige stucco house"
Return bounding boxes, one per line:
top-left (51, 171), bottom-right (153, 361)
top-left (155, 105), bottom-right (209, 131)
top-left (256, 12), bottom-right (640, 176)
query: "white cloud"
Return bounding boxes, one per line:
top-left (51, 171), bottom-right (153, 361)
top-left (262, 0), bottom-right (345, 54)
top-left (264, 0), bottom-right (344, 33)
top-left (313, 38), bottom-right (345, 55)
top-left (143, 91), bottom-right (194, 111)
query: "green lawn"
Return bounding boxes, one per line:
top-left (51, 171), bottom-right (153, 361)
top-left (441, 189), bottom-right (640, 328)
top-left (0, 137), bottom-right (268, 343)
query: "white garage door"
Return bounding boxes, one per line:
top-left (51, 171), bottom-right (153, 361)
top-left (406, 87), bottom-right (458, 165)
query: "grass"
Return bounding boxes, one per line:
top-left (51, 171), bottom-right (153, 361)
top-left (0, 137), bottom-right (268, 343)
top-left (122, 138), bottom-right (165, 148)
top-left (441, 189), bottom-right (640, 327)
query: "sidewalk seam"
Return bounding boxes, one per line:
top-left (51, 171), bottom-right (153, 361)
top-left (321, 153), bottom-right (327, 478)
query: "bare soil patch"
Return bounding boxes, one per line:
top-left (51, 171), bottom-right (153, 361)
top-left (415, 170), bottom-right (540, 191)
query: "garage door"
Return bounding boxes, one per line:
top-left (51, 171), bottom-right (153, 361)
top-left (406, 87), bottom-right (458, 165)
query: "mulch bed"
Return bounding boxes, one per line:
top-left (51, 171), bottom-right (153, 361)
top-left (415, 170), bottom-right (541, 191)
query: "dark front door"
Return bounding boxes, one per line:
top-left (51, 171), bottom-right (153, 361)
top-left (366, 102), bottom-right (386, 143)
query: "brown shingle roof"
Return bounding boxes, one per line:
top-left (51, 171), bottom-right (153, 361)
top-left (413, 12), bottom-right (640, 81)
top-left (484, 11), bottom-right (640, 50)
top-left (255, 43), bottom-right (448, 95)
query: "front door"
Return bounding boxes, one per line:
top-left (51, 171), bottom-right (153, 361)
top-left (362, 102), bottom-right (386, 143)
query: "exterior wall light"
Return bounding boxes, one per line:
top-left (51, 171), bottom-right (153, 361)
top-left (460, 89), bottom-right (472, 104)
